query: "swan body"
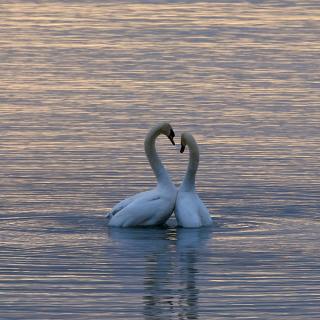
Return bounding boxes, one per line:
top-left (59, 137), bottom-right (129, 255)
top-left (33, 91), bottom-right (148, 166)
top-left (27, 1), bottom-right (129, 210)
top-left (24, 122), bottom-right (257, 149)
top-left (174, 132), bottom-right (213, 228)
top-left (107, 122), bottom-right (177, 227)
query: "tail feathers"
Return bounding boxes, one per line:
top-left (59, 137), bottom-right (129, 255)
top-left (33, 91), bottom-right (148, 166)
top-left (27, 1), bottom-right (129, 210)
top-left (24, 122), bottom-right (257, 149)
top-left (106, 210), bottom-right (117, 220)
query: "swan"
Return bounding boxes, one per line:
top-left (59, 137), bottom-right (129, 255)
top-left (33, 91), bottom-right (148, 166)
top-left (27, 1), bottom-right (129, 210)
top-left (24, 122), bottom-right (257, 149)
top-left (107, 122), bottom-right (177, 227)
top-left (174, 132), bottom-right (213, 228)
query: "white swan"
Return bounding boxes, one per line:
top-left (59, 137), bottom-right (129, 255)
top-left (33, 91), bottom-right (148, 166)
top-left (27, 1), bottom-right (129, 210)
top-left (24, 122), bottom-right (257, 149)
top-left (174, 132), bottom-right (213, 228)
top-left (107, 122), bottom-right (177, 227)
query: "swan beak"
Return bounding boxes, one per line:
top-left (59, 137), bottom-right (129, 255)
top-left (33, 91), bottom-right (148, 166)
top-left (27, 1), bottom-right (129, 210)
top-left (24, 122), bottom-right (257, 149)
top-left (180, 144), bottom-right (186, 153)
top-left (168, 129), bottom-right (175, 145)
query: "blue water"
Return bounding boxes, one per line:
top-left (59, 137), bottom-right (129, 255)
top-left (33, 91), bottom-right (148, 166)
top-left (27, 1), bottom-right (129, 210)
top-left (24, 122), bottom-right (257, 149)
top-left (1, 1), bottom-right (319, 319)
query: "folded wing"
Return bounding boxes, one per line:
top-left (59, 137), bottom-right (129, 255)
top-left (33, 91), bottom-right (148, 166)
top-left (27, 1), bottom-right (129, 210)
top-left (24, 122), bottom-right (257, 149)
top-left (108, 190), bottom-right (173, 227)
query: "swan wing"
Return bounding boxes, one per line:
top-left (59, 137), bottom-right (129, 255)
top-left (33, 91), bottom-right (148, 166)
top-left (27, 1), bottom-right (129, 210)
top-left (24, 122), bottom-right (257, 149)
top-left (108, 190), bottom-right (174, 227)
top-left (175, 191), bottom-right (212, 228)
top-left (175, 192), bottom-right (202, 228)
top-left (195, 193), bottom-right (213, 226)
top-left (107, 193), bottom-right (141, 218)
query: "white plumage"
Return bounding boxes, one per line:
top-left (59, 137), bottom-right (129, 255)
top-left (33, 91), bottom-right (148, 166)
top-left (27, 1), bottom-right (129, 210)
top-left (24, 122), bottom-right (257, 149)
top-left (107, 122), bottom-right (177, 227)
top-left (174, 132), bottom-right (213, 228)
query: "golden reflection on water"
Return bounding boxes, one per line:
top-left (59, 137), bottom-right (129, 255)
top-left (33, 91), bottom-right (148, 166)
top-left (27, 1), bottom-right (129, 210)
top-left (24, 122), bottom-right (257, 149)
top-left (0, 1), bottom-right (320, 319)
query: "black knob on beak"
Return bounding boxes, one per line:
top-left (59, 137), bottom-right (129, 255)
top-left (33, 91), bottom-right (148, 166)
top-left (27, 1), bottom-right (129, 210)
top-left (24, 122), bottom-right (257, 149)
top-left (180, 144), bottom-right (186, 153)
top-left (168, 129), bottom-right (175, 145)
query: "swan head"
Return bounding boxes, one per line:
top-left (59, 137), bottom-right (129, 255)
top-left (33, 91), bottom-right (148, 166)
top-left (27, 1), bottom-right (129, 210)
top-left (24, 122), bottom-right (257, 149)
top-left (180, 132), bottom-right (194, 153)
top-left (160, 122), bottom-right (175, 145)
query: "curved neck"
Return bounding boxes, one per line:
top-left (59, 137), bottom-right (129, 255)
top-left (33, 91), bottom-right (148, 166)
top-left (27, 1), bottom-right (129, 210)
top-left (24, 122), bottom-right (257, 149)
top-left (144, 126), bottom-right (172, 187)
top-left (181, 137), bottom-right (199, 192)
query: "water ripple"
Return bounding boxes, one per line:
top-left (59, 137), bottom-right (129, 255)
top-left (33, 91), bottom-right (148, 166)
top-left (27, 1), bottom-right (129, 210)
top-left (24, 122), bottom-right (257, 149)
top-left (0, 1), bottom-right (319, 319)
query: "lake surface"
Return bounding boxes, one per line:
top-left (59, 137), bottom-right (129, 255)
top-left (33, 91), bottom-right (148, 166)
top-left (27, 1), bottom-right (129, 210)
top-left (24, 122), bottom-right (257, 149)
top-left (1, 1), bottom-right (319, 319)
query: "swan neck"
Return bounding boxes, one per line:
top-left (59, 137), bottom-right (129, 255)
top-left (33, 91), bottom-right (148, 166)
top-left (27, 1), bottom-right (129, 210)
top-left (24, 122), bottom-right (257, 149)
top-left (144, 126), bottom-right (172, 186)
top-left (181, 137), bottom-right (199, 191)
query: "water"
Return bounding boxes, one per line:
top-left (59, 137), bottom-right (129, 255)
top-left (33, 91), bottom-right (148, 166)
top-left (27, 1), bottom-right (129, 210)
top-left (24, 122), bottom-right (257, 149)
top-left (1, 1), bottom-right (319, 319)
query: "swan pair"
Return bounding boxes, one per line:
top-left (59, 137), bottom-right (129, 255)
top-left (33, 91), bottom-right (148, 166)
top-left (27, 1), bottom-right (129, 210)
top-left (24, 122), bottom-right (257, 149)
top-left (107, 122), bottom-right (213, 228)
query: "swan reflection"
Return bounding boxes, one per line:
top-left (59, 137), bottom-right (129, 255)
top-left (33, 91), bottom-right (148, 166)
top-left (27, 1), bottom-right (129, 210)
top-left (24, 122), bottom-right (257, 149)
top-left (107, 227), bottom-right (211, 320)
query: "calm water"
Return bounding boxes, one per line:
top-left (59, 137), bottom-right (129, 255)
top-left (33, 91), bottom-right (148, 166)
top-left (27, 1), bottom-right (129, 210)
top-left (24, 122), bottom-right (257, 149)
top-left (1, 1), bottom-right (320, 319)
